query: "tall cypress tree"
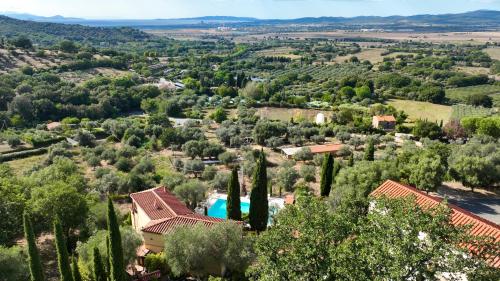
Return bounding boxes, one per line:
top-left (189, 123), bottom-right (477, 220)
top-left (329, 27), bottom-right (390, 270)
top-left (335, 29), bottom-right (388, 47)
top-left (320, 153), bottom-right (334, 197)
top-left (54, 218), bottom-right (73, 281)
top-left (93, 247), bottom-right (107, 281)
top-left (249, 150), bottom-right (268, 232)
top-left (24, 213), bottom-right (45, 281)
top-left (107, 198), bottom-right (125, 281)
top-left (227, 167), bottom-right (242, 221)
top-left (364, 139), bottom-right (375, 161)
top-left (71, 256), bottom-right (82, 281)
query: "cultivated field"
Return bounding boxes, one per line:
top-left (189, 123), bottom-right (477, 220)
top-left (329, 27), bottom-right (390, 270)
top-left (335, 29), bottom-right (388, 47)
top-left (333, 48), bottom-right (386, 64)
top-left (446, 84), bottom-right (500, 107)
top-left (254, 47), bottom-right (302, 60)
top-left (485, 47), bottom-right (500, 60)
top-left (388, 99), bottom-right (453, 123)
top-left (451, 104), bottom-right (498, 120)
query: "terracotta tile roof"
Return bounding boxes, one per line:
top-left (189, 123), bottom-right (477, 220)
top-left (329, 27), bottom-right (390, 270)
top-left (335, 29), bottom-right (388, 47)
top-left (142, 214), bottom-right (225, 234)
top-left (373, 115), bottom-right (396, 122)
top-left (371, 180), bottom-right (500, 268)
top-left (130, 187), bottom-right (192, 220)
top-left (309, 144), bottom-right (343, 154)
top-left (130, 187), bottom-right (223, 235)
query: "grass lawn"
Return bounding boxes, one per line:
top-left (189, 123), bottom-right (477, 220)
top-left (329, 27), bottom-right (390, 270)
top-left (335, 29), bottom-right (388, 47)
top-left (7, 154), bottom-right (46, 176)
top-left (387, 99), bottom-right (453, 123)
top-left (446, 84), bottom-right (500, 107)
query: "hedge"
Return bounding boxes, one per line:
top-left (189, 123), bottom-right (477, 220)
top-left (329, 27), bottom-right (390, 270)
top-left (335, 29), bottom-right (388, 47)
top-left (0, 147), bottom-right (48, 162)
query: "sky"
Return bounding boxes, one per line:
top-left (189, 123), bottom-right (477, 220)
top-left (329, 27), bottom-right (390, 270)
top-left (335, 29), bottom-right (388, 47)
top-left (0, 0), bottom-right (499, 19)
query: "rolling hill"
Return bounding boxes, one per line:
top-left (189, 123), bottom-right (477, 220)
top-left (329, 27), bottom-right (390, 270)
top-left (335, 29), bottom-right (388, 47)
top-left (0, 15), bottom-right (150, 45)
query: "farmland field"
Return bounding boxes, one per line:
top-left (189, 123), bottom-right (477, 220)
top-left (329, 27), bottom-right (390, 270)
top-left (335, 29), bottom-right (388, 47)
top-left (451, 104), bottom-right (498, 120)
top-left (254, 47), bottom-right (302, 60)
top-left (485, 47), bottom-right (500, 60)
top-left (387, 99), bottom-right (453, 123)
top-left (333, 48), bottom-right (386, 64)
top-left (446, 84), bottom-right (500, 107)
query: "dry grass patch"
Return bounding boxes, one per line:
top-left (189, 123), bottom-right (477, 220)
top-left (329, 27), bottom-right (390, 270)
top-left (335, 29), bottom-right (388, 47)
top-left (387, 99), bottom-right (452, 123)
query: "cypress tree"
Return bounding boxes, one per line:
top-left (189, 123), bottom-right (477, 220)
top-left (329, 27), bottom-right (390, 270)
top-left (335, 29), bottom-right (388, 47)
top-left (54, 218), bottom-right (73, 281)
top-left (347, 153), bottom-right (354, 167)
top-left (107, 198), bottom-right (125, 281)
top-left (227, 167), bottom-right (242, 221)
top-left (364, 139), bottom-right (375, 161)
top-left (319, 153), bottom-right (334, 197)
top-left (93, 247), bottom-right (107, 281)
top-left (249, 150), bottom-right (269, 232)
top-left (24, 213), bottom-right (45, 281)
top-left (71, 256), bottom-right (82, 281)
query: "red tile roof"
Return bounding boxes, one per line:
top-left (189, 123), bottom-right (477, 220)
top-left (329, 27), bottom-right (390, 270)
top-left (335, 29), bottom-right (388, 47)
top-left (142, 214), bottom-right (224, 234)
top-left (130, 187), bottom-right (223, 234)
top-left (373, 115), bottom-right (396, 122)
top-left (371, 180), bottom-right (500, 268)
top-left (309, 144), bottom-right (343, 154)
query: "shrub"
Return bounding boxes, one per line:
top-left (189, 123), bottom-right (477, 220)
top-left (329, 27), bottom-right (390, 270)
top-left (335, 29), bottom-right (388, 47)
top-left (300, 165), bottom-right (316, 182)
top-left (144, 253), bottom-right (169, 274)
top-left (218, 152), bottom-right (237, 166)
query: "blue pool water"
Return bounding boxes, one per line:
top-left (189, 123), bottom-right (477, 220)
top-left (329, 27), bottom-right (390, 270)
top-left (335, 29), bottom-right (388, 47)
top-left (208, 198), bottom-right (250, 219)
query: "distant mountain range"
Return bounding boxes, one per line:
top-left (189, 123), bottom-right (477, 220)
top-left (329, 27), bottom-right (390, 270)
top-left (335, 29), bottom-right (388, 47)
top-left (1, 10), bottom-right (500, 30)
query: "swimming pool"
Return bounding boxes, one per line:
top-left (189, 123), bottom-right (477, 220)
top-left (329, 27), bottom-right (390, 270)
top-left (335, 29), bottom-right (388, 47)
top-left (207, 198), bottom-right (250, 219)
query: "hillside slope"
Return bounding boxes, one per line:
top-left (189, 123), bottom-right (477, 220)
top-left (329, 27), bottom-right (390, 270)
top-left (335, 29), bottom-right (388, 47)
top-left (0, 16), bottom-right (150, 45)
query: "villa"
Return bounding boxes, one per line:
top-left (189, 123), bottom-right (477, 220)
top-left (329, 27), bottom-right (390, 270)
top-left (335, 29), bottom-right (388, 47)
top-left (371, 180), bottom-right (500, 268)
top-left (130, 187), bottom-right (224, 253)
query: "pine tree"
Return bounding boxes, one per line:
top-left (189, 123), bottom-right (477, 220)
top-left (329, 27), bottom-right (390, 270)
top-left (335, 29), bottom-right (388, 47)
top-left (364, 139), bottom-right (375, 161)
top-left (347, 153), bottom-right (354, 167)
top-left (71, 256), bottom-right (82, 281)
top-left (320, 153), bottom-right (334, 197)
top-left (227, 167), bottom-right (242, 221)
top-left (93, 247), bottom-right (107, 281)
top-left (107, 198), bottom-right (125, 281)
top-left (54, 218), bottom-right (73, 281)
top-left (249, 150), bottom-right (269, 232)
top-left (24, 213), bottom-right (45, 281)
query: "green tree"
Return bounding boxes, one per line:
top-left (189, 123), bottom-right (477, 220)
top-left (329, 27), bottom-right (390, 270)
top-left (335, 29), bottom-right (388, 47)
top-left (93, 247), bottom-right (107, 281)
top-left (334, 160), bottom-right (400, 199)
top-left (319, 154), bottom-right (334, 197)
top-left (227, 168), bottom-right (242, 221)
top-left (248, 196), bottom-right (355, 280)
top-left (174, 180), bottom-right (206, 210)
top-left (23, 213), bottom-right (45, 281)
top-left (0, 245), bottom-right (29, 281)
top-left (54, 217), bottom-right (74, 281)
top-left (408, 152), bottom-right (445, 193)
top-left (412, 120), bottom-right (442, 140)
top-left (71, 257), bottom-right (82, 281)
top-left (209, 107), bottom-right (228, 123)
top-left (347, 153), bottom-right (354, 167)
top-left (363, 139), bottom-right (375, 161)
top-left (249, 150), bottom-right (269, 232)
top-left (276, 162), bottom-right (299, 195)
top-left (331, 160), bottom-right (341, 188)
top-left (107, 198), bottom-right (125, 281)
top-left (164, 222), bottom-right (252, 278)
top-left (75, 228), bottom-right (140, 280)
top-left (0, 176), bottom-right (25, 245)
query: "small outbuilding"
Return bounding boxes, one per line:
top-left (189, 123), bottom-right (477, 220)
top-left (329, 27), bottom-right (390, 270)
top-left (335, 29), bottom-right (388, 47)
top-left (372, 115), bottom-right (396, 131)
